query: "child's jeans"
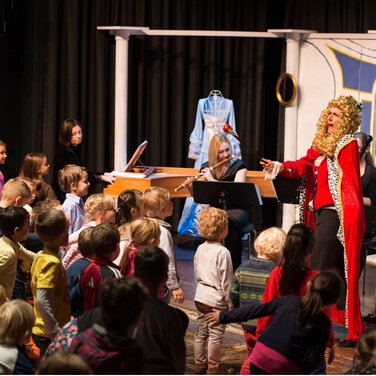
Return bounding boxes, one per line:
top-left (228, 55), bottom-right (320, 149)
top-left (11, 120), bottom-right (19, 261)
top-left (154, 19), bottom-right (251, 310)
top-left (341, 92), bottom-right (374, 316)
top-left (194, 301), bottom-right (226, 371)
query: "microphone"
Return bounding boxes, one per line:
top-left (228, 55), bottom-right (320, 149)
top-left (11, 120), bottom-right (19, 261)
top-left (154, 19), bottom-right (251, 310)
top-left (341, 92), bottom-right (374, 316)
top-left (359, 135), bottom-right (373, 160)
top-left (223, 123), bottom-right (262, 162)
top-left (223, 124), bottom-right (240, 141)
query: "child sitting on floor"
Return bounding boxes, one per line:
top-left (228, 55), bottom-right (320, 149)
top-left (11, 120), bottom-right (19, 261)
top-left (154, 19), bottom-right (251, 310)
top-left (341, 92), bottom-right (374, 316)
top-left (230, 227), bottom-right (286, 374)
top-left (119, 217), bottom-right (160, 276)
top-left (0, 299), bottom-right (36, 375)
top-left (193, 206), bottom-right (233, 375)
top-left (143, 186), bottom-right (184, 304)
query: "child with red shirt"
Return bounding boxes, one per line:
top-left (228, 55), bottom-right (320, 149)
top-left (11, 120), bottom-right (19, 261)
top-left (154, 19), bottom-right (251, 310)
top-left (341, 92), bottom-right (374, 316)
top-left (79, 223), bottom-right (122, 311)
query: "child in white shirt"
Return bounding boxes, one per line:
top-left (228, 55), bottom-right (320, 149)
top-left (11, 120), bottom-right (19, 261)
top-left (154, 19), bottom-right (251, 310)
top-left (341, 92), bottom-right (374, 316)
top-left (193, 206), bottom-right (233, 375)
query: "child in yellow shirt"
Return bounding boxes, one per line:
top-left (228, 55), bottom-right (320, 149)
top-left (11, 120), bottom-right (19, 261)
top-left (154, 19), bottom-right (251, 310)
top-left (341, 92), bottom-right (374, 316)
top-left (31, 208), bottom-right (70, 358)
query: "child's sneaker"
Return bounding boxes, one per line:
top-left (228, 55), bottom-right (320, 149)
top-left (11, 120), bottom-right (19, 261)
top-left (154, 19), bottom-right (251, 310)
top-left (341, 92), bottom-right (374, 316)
top-left (194, 363), bottom-right (208, 374)
top-left (207, 364), bottom-right (234, 375)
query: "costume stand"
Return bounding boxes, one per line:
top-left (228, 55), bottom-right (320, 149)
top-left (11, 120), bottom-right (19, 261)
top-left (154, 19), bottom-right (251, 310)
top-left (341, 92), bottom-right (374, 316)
top-left (179, 90), bottom-right (241, 237)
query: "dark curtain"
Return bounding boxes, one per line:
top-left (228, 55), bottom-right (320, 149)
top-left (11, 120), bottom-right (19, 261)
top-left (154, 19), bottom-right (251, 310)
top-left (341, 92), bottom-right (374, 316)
top-left (2, 0), bottom-right (376, 230)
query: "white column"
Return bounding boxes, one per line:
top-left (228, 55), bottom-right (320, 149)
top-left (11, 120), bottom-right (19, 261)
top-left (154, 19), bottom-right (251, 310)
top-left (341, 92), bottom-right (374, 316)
top-left (282, 34), bottom-right (300, 232)
top-left (114, 34), bottom-right (129, 171)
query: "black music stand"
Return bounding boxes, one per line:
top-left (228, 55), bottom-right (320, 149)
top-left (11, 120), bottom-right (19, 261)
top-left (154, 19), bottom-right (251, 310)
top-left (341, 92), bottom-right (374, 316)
top-left (192, 181), bottom-right (262, 210)
top-left (272, 175), bottom-right (302, 204)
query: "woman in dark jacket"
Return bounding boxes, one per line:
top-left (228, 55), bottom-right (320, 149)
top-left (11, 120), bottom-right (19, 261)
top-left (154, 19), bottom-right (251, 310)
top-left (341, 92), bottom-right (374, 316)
top-left (53, 119), bottom-right (114, 202)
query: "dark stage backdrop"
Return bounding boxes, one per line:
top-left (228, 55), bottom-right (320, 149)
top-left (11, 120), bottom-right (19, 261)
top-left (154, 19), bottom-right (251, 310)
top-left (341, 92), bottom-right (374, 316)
top-left (1, 0), bottom-right (376, 231)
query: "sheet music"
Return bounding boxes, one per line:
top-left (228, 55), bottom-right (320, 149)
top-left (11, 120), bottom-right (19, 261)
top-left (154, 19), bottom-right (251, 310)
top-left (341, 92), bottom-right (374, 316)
top-left (111, 171), bottom-right (147, 178)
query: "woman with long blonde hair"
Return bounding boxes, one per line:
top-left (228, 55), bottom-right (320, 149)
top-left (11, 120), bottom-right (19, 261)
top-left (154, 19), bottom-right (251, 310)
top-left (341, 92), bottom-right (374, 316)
top-left (179, 133), bottom-right (247, 270)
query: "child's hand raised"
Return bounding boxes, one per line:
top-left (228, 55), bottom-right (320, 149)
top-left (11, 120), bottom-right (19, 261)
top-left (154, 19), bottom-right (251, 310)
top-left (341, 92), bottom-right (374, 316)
top-left (204, 309), bottom-right (221, 326)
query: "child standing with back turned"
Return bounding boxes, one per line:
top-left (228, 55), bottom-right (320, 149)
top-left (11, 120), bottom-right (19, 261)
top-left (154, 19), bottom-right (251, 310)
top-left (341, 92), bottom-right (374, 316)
top-left (193, 206), bottom-right (233, 375)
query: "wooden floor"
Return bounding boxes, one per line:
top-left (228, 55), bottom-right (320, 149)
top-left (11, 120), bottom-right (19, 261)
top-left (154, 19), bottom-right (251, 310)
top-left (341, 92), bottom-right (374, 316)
top-left (172, 238), bottom-right (376, 375)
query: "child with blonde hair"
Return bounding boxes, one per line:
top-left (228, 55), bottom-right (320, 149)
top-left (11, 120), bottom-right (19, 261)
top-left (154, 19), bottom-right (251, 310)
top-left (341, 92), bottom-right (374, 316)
top-left (193, 206), bottom-right (233, 375)
top-left (119, 217), bottom-right (160, 276)
top-left (0, 299), bottom-right (36, 374)
top-left (59, 164), bottom-right (89, 234)
top-left (62, 193), bottom-right (116, 269)
top-left (230, 227), bottom-right (286, 374)
top-left (346, 327), bottom-right (376, 374)
top-left (143, 186), bottom-right (184, 304)
top-left (19, 153), bottom-right (56, 206)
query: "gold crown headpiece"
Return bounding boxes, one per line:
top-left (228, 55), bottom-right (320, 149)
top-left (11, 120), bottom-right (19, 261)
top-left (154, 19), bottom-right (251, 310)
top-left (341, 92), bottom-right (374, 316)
top-left (337, 95), bottom-right (363, 113)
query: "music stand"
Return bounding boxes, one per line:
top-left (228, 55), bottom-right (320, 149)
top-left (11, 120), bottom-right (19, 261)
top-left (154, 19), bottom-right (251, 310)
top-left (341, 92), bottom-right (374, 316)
top-left (272, 175), bottom-right (302, 204)
top-left (192, 181), bottom-right (262, 210)
top-left (122, 140), bottom-right (148, 172)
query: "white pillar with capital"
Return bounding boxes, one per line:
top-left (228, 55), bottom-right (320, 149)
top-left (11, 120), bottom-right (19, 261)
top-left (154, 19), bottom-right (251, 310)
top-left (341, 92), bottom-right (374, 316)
top-left (282, 33), bottom-right (301, 232)
top-left (114, 34), bottom-right (129, 171)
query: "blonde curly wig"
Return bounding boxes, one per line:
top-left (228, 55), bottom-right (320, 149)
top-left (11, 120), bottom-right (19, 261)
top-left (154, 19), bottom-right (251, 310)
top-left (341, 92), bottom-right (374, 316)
top-left (312, 95), bottom-right (362, 158)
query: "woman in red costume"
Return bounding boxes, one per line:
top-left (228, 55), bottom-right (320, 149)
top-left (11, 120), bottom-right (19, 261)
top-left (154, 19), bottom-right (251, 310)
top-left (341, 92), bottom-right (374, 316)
top-left (261, 95), bottom-right (366, 346)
